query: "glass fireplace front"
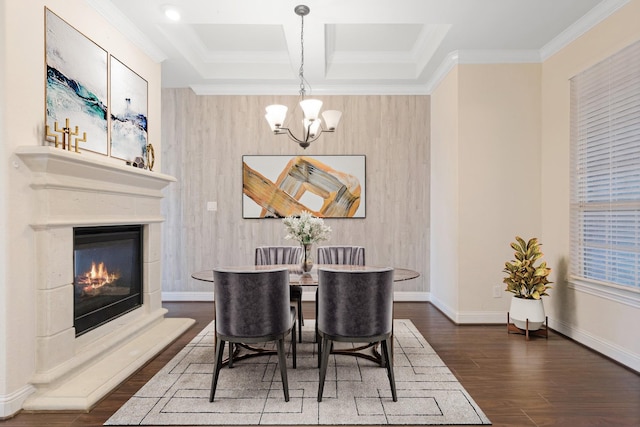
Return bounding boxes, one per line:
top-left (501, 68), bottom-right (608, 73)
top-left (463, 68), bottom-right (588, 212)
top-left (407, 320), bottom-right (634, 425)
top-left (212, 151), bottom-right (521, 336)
top-left (73, 225), bottom-right (143, 336)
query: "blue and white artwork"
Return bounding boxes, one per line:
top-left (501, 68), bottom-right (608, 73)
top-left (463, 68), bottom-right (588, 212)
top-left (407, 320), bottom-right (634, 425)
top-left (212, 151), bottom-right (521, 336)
top-left (110, 56), bottom-right (148, 163)
top-left (45, 9), bottom-right (108, 155)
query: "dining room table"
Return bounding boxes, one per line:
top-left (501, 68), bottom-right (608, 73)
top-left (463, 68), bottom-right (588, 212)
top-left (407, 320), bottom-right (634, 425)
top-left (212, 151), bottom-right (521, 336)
top-left (191, 264), bottom-right (420, 285)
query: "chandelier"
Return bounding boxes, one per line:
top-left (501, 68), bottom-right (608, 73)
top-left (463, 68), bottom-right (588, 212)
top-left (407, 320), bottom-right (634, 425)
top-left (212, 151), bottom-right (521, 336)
top-left (264, 5), bottom-right (342, 149)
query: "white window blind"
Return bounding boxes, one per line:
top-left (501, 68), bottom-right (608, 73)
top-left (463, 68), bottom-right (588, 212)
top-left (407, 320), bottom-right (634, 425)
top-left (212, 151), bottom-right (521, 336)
top-left (570, 40), bottom-right (640, 290)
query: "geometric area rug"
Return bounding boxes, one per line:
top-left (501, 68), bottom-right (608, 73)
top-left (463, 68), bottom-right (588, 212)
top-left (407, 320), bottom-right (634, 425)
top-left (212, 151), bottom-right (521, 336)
top-left (105, 319), bottom-right (491, 425)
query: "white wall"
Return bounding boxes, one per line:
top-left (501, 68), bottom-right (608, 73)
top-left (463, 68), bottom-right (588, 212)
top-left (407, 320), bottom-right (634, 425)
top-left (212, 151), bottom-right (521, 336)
top-left (0, 0), bottom-right (9, 416)
top-left (430, 63), bottom-right (542, 323)
top-left (430, 66), bottom-right (460, 318)
top-left (541, 0), bottom-right (640, 371)
top-left (0, 0), bottom-right (161, 417)
top-left (457, 63), bottom-right (542, 321)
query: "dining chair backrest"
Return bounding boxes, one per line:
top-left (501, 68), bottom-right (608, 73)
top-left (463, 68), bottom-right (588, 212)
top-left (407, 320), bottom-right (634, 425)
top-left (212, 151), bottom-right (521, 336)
top-left (317, 267), bottom-right (394, 338)
top-left (211, 267), bottom-right (296, 402)
top-left (255, 246), bottom-right (302, 265)
top-left (317, 245), bottom-right (365, 266)
top-left (213, 268), bottom-right (291, 338)
top-left (255, 245), bottom-right (305, 343)
top-left (316, 266), bottom-right (397, 402)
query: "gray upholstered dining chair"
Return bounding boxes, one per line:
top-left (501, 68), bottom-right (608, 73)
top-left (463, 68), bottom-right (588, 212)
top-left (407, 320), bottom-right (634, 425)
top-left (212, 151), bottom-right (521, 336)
top-left (315, 245), bottom-right (365, 357)
top-left (317, 245), bottom-right (365, 266)
top-left (255, 246), bottom-right (304, 342)
top-left (316, 267), bottom-right (397, 402)
top-left (210, 268), bottom-right (297, 402)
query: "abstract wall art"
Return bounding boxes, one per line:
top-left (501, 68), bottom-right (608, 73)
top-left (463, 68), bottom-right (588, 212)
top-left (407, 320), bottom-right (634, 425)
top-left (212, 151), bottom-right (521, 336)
top-left (243, 155), bottom-right (366, 219)
top-left (110, 56), bottom-right (148, 163)
top-left (45, 8), bottom-right (108, 155)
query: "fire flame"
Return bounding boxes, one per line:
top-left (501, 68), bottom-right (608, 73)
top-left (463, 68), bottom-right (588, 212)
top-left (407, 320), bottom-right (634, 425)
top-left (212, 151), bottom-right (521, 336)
top-left (77, 262), bottom-right (120, 293)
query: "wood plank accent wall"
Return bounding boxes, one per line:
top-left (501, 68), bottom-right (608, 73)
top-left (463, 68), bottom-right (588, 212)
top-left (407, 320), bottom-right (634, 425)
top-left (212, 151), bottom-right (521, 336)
top-left (160, 89), bottom-right (430, 295)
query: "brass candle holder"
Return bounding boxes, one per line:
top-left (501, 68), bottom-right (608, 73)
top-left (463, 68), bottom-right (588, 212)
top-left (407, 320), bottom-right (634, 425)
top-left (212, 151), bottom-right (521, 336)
top-left (45, 118), bottom-right (86, 153)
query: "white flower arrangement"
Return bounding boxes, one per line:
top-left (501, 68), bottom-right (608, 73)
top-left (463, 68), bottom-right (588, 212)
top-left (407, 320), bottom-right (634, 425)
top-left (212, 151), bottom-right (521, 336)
top-left (283, 211), bottom-right (331, 244)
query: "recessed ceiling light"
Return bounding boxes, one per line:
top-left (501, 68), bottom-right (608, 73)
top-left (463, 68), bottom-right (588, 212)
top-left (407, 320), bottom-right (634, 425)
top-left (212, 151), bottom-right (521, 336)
top-left (163, 5), bottom-right (181, 21)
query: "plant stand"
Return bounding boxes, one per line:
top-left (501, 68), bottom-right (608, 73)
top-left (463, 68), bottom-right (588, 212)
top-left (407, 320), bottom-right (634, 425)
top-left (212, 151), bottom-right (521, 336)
top-left (507, 312), bottom-right (548, 340)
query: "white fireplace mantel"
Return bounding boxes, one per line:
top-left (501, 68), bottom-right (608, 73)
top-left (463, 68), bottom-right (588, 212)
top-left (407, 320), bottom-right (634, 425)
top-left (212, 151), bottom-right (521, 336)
top-left (15, 146), bottom-right (176, 228)
top-left (14, 145), bottom-right (193, 411)
top-left (15, 145), bottom-right (175, 196)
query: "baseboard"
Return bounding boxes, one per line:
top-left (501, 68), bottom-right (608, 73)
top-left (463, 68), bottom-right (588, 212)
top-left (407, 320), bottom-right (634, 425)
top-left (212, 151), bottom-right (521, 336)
top-left (163, 291), bottom-right (431, 302)
top-left (456, 310), bottom-right (506, 324)
top-left (549, 318), bottom-right (640, 373)
top-left (428, 295), bottom-right (458, 322)
top-left (163, 291), bottom-right (214, 301)
top-left (0, 384), bottom-right (35, 419)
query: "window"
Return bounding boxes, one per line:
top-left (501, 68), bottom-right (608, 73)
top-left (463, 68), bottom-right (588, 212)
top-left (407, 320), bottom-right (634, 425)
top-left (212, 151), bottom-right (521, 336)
top-left (570, 40), bottom-right (640, 294)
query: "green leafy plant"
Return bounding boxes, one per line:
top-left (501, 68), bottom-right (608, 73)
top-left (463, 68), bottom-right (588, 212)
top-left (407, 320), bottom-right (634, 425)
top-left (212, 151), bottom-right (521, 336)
top-left (503, 236), bottom-right (552, 299)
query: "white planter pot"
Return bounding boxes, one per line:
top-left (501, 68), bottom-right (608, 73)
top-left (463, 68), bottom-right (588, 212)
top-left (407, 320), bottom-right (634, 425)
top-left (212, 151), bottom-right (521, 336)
top-left (509, 297), bottom-right (546, 331)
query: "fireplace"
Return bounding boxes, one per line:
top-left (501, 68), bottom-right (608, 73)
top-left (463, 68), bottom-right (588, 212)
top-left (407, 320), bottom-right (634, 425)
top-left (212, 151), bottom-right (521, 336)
top-left (73, 225), bottom-right (143, 336)
top-left (15, 146), bottom-right (193, 412)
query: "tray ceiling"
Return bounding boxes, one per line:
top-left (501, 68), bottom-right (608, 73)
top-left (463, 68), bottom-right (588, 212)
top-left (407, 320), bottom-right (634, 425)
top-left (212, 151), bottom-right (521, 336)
top-left (89, 0), bottom-right (624, 94)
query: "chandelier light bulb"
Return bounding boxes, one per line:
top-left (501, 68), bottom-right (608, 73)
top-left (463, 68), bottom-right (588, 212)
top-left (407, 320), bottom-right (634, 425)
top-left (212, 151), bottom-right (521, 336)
top-left (322, 110), bottom-right (342, 131)
top-left (265, 105), bottom-right (288, 129)
top-left (300, 99), bottom-right (323, 121)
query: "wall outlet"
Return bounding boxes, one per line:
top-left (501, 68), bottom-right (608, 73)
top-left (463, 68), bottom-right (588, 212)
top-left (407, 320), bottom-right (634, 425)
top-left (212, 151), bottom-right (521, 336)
top-left (493, 285), bottom-right (502, 298)
top-left (207, 201), bottom-right (217, 211)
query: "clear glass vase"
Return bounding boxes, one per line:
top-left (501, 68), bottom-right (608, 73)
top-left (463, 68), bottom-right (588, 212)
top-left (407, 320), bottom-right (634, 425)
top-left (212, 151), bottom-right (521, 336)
top-left (300, 243), bottom-right (313, 272)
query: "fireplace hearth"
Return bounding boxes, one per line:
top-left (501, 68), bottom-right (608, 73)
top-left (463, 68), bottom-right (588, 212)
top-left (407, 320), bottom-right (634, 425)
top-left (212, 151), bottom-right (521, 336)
top-left (74, 225), bottom-right (143, 336)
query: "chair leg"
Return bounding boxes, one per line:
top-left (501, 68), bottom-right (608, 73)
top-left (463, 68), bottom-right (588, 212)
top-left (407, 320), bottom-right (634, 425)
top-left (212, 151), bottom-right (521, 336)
top-left (381, 337), bottom-right (397, 402)
top-left (315, 289), bottom-right (320, 367)
top-left (276, 338), bottom-right (290, 402)
top-left (210, 338), bottom-right (226, 402)
top-left (297, 297), bottom-right (303, 342)
top-left (292, 320), bottom-right (297, 369)
top-left (317, 336), bottom-right (332, 402)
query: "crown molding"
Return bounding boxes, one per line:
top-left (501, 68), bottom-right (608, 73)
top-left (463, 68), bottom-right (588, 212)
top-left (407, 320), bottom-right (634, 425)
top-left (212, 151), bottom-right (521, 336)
top-left (85, 0), bottom-right (168, 63)
top-left (424, 51), bottom-right (458, 94)
top-left (189, 83), bottom-right (430, 96)
top-left (540, 0), bottom-right (630, 61)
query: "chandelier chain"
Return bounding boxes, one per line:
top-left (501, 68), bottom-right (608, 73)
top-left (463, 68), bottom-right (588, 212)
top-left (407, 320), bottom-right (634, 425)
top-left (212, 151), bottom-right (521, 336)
top-left (298, 13), bottom-right (306, 98)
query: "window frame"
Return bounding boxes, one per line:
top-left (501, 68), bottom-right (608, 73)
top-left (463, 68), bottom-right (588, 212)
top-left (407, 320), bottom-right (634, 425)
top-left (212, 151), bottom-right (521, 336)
top-left (569, 40), bottom-right (640, 306)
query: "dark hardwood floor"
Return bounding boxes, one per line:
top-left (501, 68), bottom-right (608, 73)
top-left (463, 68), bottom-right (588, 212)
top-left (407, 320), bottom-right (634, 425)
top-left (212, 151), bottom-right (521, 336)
top-left (3, 302), bottom-right (639, 427)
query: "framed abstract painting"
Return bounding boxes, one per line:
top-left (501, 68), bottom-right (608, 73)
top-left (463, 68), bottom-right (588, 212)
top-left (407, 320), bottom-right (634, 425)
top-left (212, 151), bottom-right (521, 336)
top-left (45, 8), bottom-right (108, 155)
top-left (110, 56), bottom-right (148, 163)
top-left (242, 155), bottom-right (366, 219)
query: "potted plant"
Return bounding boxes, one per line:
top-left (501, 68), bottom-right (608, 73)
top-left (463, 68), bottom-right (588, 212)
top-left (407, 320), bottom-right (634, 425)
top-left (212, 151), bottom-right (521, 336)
top-left (503, 236), bottom-right (552, 331)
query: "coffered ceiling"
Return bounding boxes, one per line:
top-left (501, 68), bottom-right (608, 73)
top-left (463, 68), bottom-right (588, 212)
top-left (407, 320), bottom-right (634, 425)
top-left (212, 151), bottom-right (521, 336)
top-left (88, 0), bottom-right (625, 94)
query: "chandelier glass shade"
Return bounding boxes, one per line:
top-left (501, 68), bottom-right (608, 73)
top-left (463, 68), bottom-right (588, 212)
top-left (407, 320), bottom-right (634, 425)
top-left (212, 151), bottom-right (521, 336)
top-left (265, 5), bottom-right (342, 149)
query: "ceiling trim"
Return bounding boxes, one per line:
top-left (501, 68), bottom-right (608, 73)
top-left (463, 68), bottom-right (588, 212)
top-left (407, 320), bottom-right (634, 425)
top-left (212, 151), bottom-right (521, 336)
top-left (425, 0), bottom-right (631, 95)
top-left (540, 0), bottom-right (630, 61)
top-left (457, 50), bottom-right (541, 64)
top-left (189, 83), bottom-right (430, 96)
top-left (424, 51), bottom-right (458, 95)
top-left (86, 0), bottom-right (168, 63)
